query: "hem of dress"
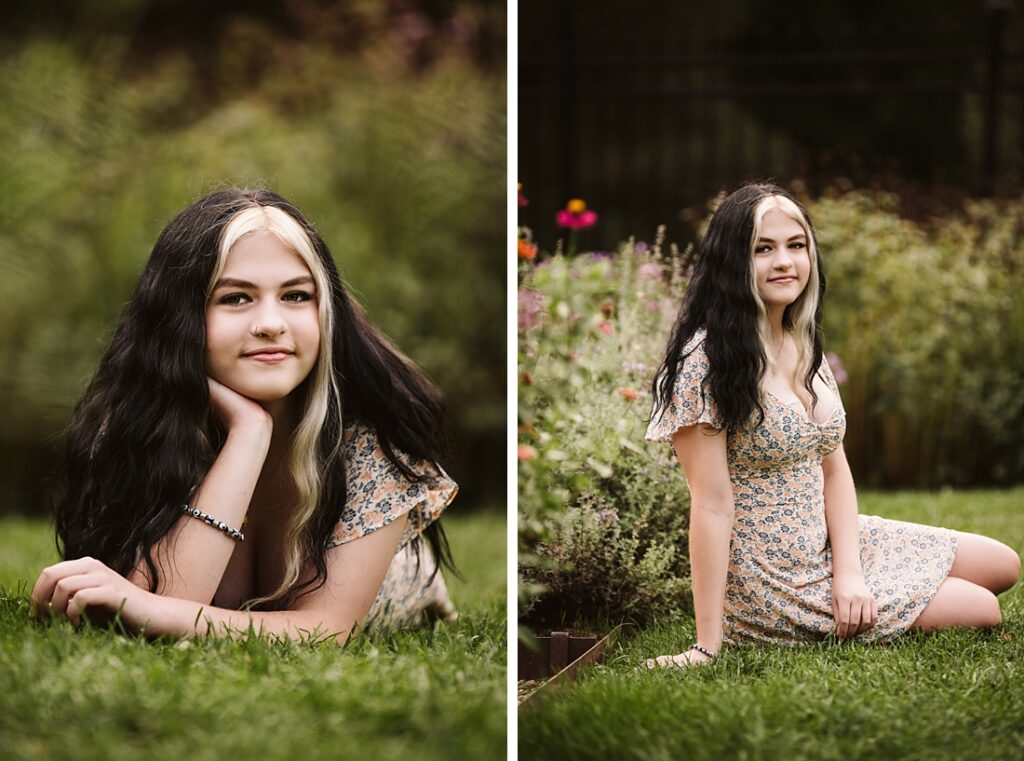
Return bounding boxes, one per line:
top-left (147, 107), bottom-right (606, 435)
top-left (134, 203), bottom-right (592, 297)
top-left (889, 528), bottom-right (960, 641)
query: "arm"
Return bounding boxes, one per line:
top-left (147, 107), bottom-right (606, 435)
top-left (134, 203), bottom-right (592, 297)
top-left (33, 513), bottom-right (408, 646)
top-left (675, 423), bottom-right (735, 655)
top-left (822, 444), bottom-right (877, 637)
top-left (126, 377), bottom-right (272, 604)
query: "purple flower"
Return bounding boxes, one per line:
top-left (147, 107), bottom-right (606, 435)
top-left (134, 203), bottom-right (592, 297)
top-left (593, 508), bottom-right (620, 525)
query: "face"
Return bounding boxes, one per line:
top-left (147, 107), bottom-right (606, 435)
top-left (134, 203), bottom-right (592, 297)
top-left (205, 232), bottom-right (321, 402)
top-left (752, 208), bottom-right (812, 310)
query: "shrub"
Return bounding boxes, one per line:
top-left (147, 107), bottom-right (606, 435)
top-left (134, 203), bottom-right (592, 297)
top-left (811, 190), bottom-right (1024, 486)
top-left (518, 237), bottom-right (696, 627)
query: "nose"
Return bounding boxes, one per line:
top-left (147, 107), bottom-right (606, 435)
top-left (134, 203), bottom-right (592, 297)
top-left (251, 301), bottom-right (288, 337)
top-left (772, 247), bottom-right (794, 270)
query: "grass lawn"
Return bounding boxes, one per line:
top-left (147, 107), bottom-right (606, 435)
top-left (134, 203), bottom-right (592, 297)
top-left (519, 489), bottom-right (1024, 761)
top-left (0, 509), bottom-right (506, 761)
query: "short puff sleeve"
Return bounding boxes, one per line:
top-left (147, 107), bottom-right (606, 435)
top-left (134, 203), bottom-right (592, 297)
top-left (644, 328), bottom-right (723, 441)
top-left (328, 422), bottom-right (458, 550)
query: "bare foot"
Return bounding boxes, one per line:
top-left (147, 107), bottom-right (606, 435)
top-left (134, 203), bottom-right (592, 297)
top-left (644, 649), bottom-right (712, 669)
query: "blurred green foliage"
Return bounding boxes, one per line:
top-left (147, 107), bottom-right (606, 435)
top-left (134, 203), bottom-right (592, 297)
top-left (0, 31), bottom-right (504, 512)
top-left (812, 190), bottom-right (1024, 487)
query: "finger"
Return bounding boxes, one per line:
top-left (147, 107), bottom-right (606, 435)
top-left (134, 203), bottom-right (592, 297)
top-left (66, 588), bottom-right (104, 628)
top-left (837, 602), bottom-right (850, 639)
top-left (860, 599), bottom-right (875, 634)
top-left (30, 558), bottom-right (103, 616)
top-left (850, 600), bottom-right (866, 636)
top-left (50, 574), bottom-right (102, 618)
top-left (870, 598), bottom-right (878, 628)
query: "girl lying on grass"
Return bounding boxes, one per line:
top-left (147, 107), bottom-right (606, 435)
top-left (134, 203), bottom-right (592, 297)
top-left (644, 183), bottom-right (1020, 668)
top-left (30, 187), bottom-right (459, 644)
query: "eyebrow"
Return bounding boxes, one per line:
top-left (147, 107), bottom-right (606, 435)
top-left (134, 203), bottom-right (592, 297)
top-left (212, 276), bottom-right (316, 290)
top-left (756, 234), bottom-right (807, 243)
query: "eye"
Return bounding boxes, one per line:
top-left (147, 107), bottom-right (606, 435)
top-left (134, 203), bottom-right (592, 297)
top-left (283, 290), bottom-right (316, 303)
top-left (790, 241), bottom-right (807, 250)
top-left (217, 292), bottom-right (250, 305)
top-left (755, 244), bottom-right (771, 254)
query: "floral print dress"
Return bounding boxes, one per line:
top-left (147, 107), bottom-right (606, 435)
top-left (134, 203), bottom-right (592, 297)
top-left (327, 422), bottom-right (459, 629)
top-left (645, 328), bottom-right (958, 646)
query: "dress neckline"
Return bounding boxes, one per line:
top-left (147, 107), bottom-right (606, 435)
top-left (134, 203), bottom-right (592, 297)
top-left (764, 381), bottom-right (841, 427)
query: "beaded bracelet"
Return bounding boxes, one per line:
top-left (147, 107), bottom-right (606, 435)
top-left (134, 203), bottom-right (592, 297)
top-left (690, 643), bottom-right (717, 659)
top-left (180, 504), bottom-right (245, 542)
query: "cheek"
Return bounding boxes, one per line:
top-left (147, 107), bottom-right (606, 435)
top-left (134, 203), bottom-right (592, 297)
top-left (203, 314), bottom-right (235, 371)
top-left (298, 311), bottom-right (322, 360)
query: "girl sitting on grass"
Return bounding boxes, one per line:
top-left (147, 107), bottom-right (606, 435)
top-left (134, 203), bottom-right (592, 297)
top-left (644, 183), bottom-right (1020, 668)
top-left (30, 187), bottom-right (459, 643)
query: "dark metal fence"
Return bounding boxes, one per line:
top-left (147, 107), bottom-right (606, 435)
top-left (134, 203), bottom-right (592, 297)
top-left (519, 1), bottom-right (1024, 250)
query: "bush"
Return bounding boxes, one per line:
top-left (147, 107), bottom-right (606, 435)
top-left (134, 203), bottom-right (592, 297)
top-left (810, 190), bottom-right (1024, 486)
top-left (518, 237), bottom-right (695, 627)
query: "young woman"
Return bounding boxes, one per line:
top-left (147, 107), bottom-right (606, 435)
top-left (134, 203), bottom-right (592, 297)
top-left (30, 187), bottom-right (459, 644)
top-left (644, 183), bottom-right (1020, 668)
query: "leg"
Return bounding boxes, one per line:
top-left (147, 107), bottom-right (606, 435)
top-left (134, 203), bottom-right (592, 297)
top-left (910, 577), bottom-right (1002, 632)
top-left (948, 531), bottom-right (1021, 595)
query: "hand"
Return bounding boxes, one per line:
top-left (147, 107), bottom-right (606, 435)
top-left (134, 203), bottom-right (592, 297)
top-left (644, 648), bottom-right (714, 670)
top-left (30, 557), bottom-right (160, 633)
top-left (207, 376), bottom-right (272, 433)
top-left (831, 573), bottom-right (878, 639)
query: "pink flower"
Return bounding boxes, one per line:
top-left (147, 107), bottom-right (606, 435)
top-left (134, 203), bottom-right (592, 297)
top-left (556, 198), bottom-right (598, 230)
top-left (597, 321), bottom-right (613, 336)
top-left (518, 445), bottom-right (537, 461)
top-left (617, 387), bottom-right (639, 401)
top-left (637, 262), bottom-right (662, 279)
top-left (827, 352), bottom-right (849, 385)
top-left (518, 288), bottom-right (547, 330)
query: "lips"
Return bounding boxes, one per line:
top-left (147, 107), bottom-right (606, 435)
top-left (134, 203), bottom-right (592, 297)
top-left (242, 346), bottom-right (294, 357)
top-left (769, 276), bottom-right (796, 283)
top-left (242, 347), bottom-right (295, 363)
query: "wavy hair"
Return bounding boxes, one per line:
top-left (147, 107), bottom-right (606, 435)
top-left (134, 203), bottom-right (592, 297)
top-left (55, 187), bottom-right (455, 609)
top-left (651, 183), bottom-right (826, 431)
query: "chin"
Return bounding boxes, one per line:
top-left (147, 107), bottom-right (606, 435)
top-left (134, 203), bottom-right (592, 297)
top-left (221, 378), bottom-right (302, 403)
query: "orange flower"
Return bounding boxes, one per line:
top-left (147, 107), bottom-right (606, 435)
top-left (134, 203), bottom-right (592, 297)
top-left (518, 239), bottom-right (538, 260)
top-left (518, 445), bottom-right (538, 461)
top-left (617, 387), bottom-right (639, 401)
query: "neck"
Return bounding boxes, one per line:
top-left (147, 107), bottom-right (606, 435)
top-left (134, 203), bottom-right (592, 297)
top-left (766, 305), bottom-right (787, 345)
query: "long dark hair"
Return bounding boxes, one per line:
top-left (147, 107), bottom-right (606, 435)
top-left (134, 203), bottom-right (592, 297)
top-left (55, 187), bottom-right (456, 607)
top-left (651, 183), bottom-right (826, 431)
